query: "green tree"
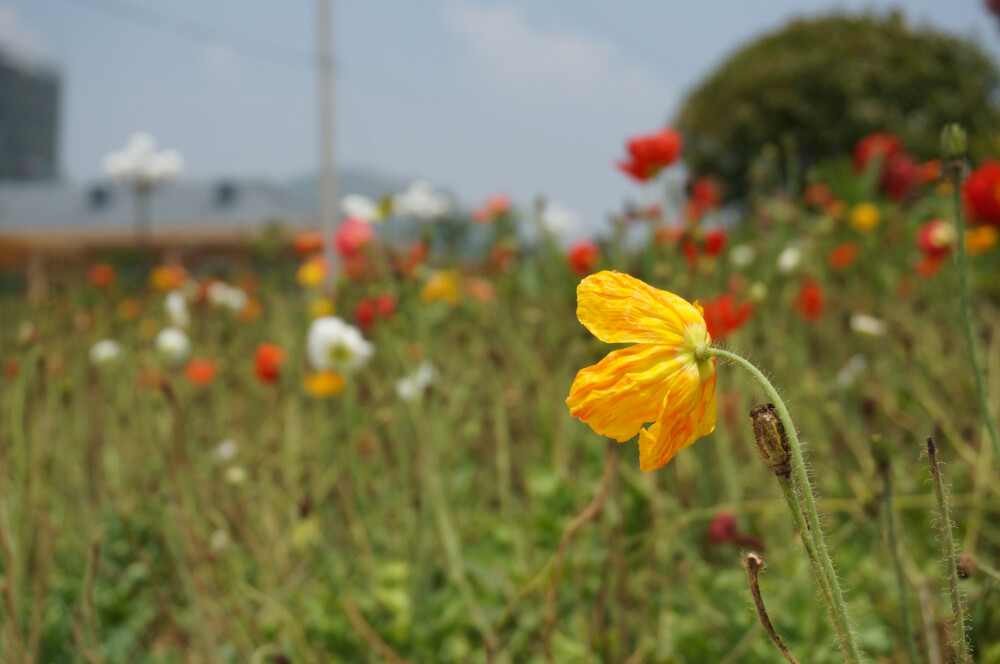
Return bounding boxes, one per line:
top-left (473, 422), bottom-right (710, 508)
top-left (675, 12), bottom-right (1000, 196)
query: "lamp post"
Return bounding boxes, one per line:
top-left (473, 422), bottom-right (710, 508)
top-left (102, 132), bottom-right (183, 246)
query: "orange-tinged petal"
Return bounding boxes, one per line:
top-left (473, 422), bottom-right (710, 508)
top-left (576, 271), bottom-right (705, 345)
top-left (566, 344), bottom-right (689, 442)
top-left (638, 372), bottom-right (717, 472)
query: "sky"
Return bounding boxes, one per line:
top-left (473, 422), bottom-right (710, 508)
top-left (1, 0), bottom-right (998, 234)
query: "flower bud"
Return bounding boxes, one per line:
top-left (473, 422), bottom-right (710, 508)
top-left (749, 404), bottom-right (792, 478)
top-left (941, 123), bottom-right (968, 160)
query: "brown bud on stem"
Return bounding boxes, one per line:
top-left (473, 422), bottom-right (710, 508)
top-left (750, 404), bottom-right (792, 478)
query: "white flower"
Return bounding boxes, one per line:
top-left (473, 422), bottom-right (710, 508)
top-left (307, 317), bottom-right (374, 373)
top-left (539, 201), bottom-right (579, 236)
top-left (730, 244), bottom-right (756, 268)
top-left (206, 282), bottom-right (247, 312)
top-left (393, 180), bottom-right (451, 221)
top-left (165, 290), bottom-right (189, 328)
top-left (850, 314), bottom-right (887, 337)
top-left (103, 132), bottom-right (182, 185)
top-left (214, 438), bottom-right (239, 463)
top-left (208, 529), bottom-right (230, 553)
top-left (395, 361), bottom-right (438, 402)
top-left (342, 194), bottom-right (380, 222)
top-left (836, 354), bottom-right (868, 389)
top-left (776, 244), bottom-right (802, 273)
top-left (89, 339), bottom-right (123, 367)
top-left (155, 327), bottom-right (191, 367)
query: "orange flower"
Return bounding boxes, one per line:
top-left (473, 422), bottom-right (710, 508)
top-left (149, 265), bottom-right (188, 292)
top-left (88, 263), bottom-right (116, 288)
top-left (117, 298), bottom-right (141, 319)
top-left (565, 271), bottom-right (717, 472)
top-left (303, 370), bottom-right (345, 398)
top-left (464, 276), bottom-right (496, 304)
top-left (184, 358), bottom-right (218, 386)
top-left (966, 225), bottom-right (999, 256)
top-left (827, 243), bottom-right (859, 271)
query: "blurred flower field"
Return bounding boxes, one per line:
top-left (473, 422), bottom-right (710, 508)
top-left (3, 130), bottom-right (1000, 663)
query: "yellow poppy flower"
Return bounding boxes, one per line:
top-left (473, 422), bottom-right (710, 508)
top-left (304, 370), bottom-right (345, 398)
top-left (565, 271), bottom-right (717, 472)
top-left (420, 270), bottom-right (461, 306)
top-left (849, 202), bottom-right (881, 234)
top-left (296, 257), bottom-right (326, 289)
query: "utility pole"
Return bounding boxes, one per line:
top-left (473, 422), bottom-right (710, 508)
top-left (316, 0), bottom-right (339, 289)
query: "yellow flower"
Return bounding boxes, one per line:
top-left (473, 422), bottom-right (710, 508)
top-left (420, 270), bottom-right (461, 306)
top-left (309, 297), bottom-right (336, 318)
top-left (296, 257), bottom-right (326, 289)
top-left (849, 202), bottom-right (881, 234)
top-left (966, 225), bottom-right (998, 256)
top-left (565, 271), bottom-right (717, 472)
top-left (304, 370), bottom-right (345, 398)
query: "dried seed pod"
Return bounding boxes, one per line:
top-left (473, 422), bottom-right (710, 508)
top-left (749, 403), bottom-right (792, 478)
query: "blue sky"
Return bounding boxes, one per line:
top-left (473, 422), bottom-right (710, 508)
top-left (1, 0), bottom-right (997, 233)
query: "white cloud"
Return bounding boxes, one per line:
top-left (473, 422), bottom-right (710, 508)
top-left (0, 4), bottom-right (47, 60)
top-left (202, 41), bottom-right (238, 78)
top-left (445, 2), bottom-right (672, 114)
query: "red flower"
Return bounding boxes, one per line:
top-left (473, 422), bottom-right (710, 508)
top-left (916, 254), bottom-right (946, 279)
top-left (88, 263), bottom-right (116, 288)
top-left (703, 228), bottom-right (727, 257)
top-left (881, 152), bottom-right (918, 201)
top-left (184, 358), bottom-right (218, 386)
top-left (688, 177), bottom-right (722, 220)
top-left (254, 343), bottom-right (286, 385)
top-left (701, 294), bottom-right (753, 340)
top-left (795, 280), bottom-right (825, 321)
top-left (395, 240), bottom-right (428, 279)
top-left (355, 293), bottom-right (397, 330)
top-left (566, 241), bottom-right (601, 275)
top-left (827, 242), bottom-right (859, 271)
top-left (617, 128), bottom-right (682, 182)
top-left (916, 219), bottom-right (954, 258)
top-left (3, 360), bottom-right (18, 380)
top-left (804, 183), bottom-right (834, 208)
top-left (963, 159), bottom-right (1000, 225)
top-left (707, 511), bottom-right (737, 544)
top-left (335, 218), bottom-right (375, 257)
top-left (853, 133), bottom-right (901, 173)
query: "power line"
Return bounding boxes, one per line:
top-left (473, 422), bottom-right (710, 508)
top-left (45, 0), bottom-right (603, 161)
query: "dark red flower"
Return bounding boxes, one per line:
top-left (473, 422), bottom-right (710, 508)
top-left (795, 280), bottom-right (825, 321)
top-left (701, 295), bottom-right (753, 340)
top-left (566, 241), bottom-right (601, 276)
top-left (254, 343), bottom-right (286, 385)
top-left (355, 293), bottom-right (397, 330)
top-left (963, 159), bottom-right (1000, 225)
top-left (707, 511), bottom-right (737, 544)
top-left (881, 152), bottom-right (919, 201)
top-left (617, 128), bottom-right (682, 182)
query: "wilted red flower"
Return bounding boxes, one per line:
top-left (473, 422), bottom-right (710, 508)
top-left (617, 128), bottom-right (682, 182)
top-left (293, 231), bottom-right (324, 256)
top-left (701, 294), bottom-right (753, 340)
top-left (963, 159), bottom-right (1000, 225)
top-left (795, 280), bottom-right (825, 321)
top-left (355, 293), bottom-right (397, 330)
top-left (335, 218), bottom-right (375, 257)
top-left (88, 263), bottom-right (116, 288)
top-left (703, 228), bottom-right (727, 257)
top-left (254, 343), bottom-right (286, 384)
top-left (707, 511), bottom-right (737, 544)
top-left (566, 240), bottom-right (601, 275)
top-left (184, 358), bottom-right (218, 386)
top-left (916, 219), bottom-right (955, 258)
top-left (827, 242), bottom-right (860, 271)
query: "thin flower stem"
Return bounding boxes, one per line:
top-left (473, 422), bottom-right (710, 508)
top-left (879, 462), bottom-right (920, 664)
top-left (703, 346), bottom-right (864, 664)
top-left (926, 438), bottom-right (971, 664)
top-left (950, 182), bottom-right (1000, 466)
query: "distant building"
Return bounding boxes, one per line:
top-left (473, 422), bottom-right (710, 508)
top-left (0, 47), bottom-right (60, 180)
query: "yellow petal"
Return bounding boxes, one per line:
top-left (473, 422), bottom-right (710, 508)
top-left (637, 372), bottom-right (717, 472)
top-left (576, 271), bottom-right (705, 345)
top-left (566, 343), bottom-right (688, 442)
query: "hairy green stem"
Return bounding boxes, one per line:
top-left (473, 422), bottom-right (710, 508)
top-left (951, 181), bottom-right (1000, 466)
top-left (704, 346), bottom-right (864, 664)
top-left (927, 437), bottom-right (971, 664)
